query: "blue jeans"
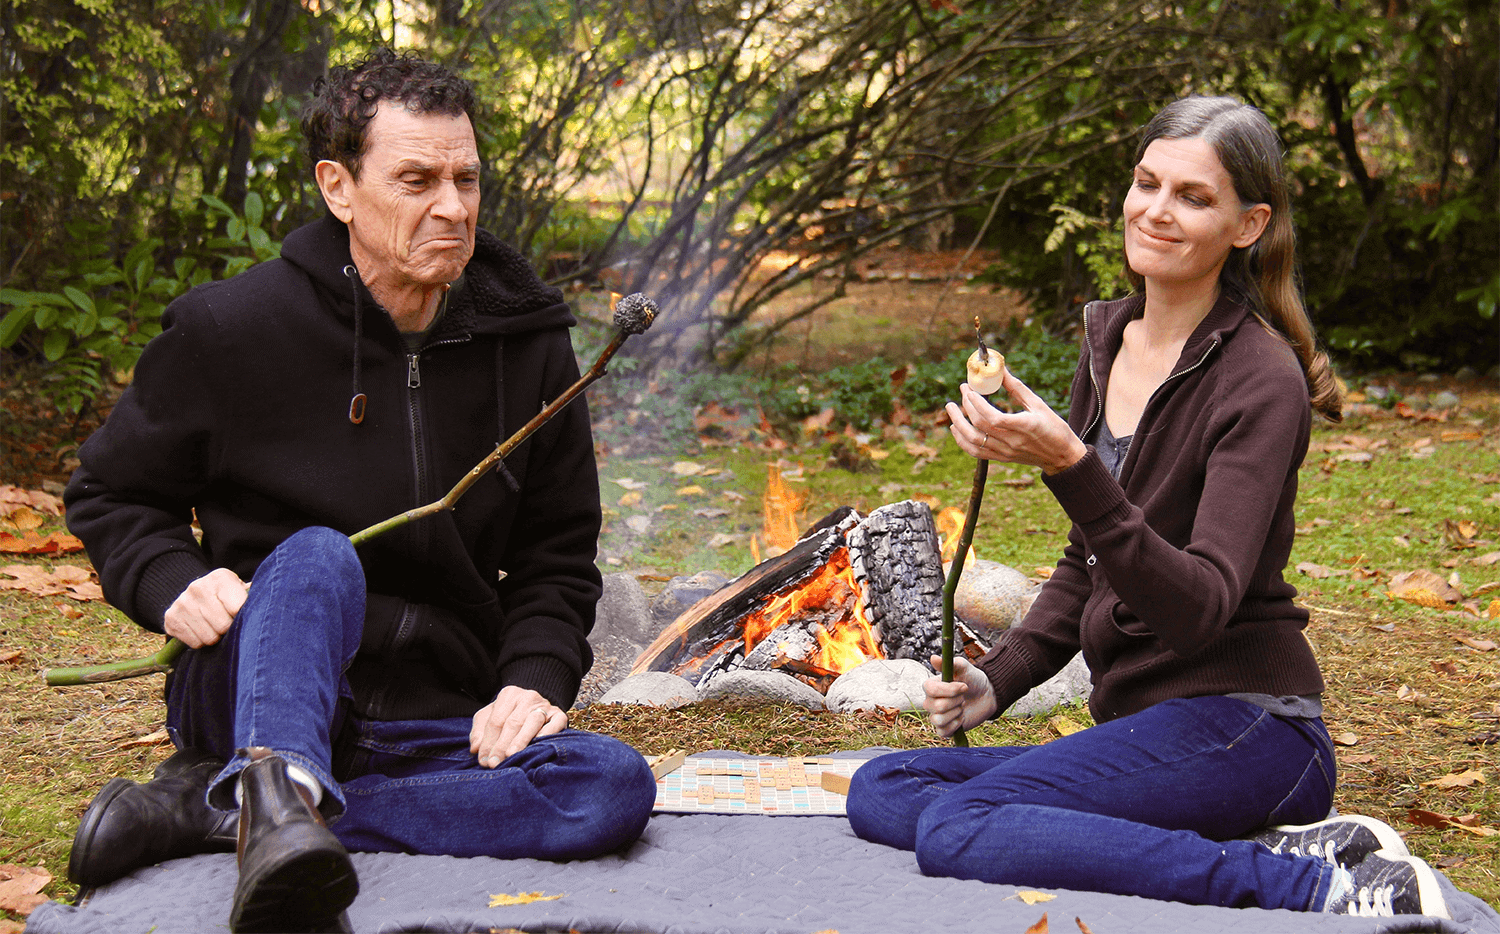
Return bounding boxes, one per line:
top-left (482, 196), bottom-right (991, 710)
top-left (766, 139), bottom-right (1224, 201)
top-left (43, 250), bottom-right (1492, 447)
top-left (166, 527), bottom-right (655, 860)
top-left (846, 696), bottom-right (1339, 911)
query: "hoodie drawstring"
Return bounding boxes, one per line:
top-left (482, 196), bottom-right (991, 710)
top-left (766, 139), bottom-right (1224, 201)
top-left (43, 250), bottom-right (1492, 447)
top-left (344, 265), bottom-right (367, 424)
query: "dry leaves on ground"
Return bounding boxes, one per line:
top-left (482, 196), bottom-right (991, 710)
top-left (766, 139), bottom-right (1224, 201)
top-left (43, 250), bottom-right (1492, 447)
top-left (0, 486), bottom-right (64, 517)
top-left (1387, 569), bottom-right (1462, 607)
top-left (0, 564), bottom-right (103, 600)
top-left (0, 865), bottom-right (51, 916)
top-left (0, 530), bottom-right (84, 555)
top-left (1407, 809), bottom-right (1500, 837)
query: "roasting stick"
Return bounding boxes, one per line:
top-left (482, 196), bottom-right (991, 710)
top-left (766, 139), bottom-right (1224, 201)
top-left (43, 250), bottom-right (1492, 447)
top-left (43, 293), bottom-right (660, 687)
top-left (938, 318), bottom-right (1004, 747)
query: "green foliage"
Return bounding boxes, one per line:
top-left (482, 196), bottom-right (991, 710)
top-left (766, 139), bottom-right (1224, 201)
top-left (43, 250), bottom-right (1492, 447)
top-left (899, 349), bottom-right (973, 415)
top-left (998, 326), bottom-right (1079, 414)
top-left (824, 359), bottom-right (897, 431)
top-left (0, 196), bottom-right (281, 413)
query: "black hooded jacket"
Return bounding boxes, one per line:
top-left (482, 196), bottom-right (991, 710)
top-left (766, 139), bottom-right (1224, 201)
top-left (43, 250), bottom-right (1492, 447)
top-left (65, 214), bottom-right (602, 718)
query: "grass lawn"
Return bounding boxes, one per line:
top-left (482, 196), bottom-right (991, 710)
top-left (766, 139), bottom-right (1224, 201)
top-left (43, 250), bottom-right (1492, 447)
top-left (1, 321), bottom-right (1497, 924)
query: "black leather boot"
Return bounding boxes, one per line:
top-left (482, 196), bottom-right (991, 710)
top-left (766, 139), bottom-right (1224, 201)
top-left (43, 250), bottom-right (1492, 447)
top-left (68, 746), bottom-right (239, 889)
top-left (229, 748), bottom-right (357, 934)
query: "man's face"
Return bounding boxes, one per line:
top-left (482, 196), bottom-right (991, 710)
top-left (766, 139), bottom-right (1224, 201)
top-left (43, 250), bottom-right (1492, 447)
top-left (328, 105), bottom-right (481, 293)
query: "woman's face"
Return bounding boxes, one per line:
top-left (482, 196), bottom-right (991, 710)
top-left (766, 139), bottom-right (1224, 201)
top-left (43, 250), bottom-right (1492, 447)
top-left (1123, 137), bottom-right (1270, 290)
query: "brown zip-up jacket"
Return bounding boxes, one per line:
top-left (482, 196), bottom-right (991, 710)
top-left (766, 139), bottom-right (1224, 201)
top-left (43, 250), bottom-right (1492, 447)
top-left (976, 291), bottom-right (1325, 723)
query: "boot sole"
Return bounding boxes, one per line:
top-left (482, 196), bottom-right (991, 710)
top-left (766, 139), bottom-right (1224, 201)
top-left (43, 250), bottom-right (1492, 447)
top-left (231, 843), bottom-right (358, 932)
top-left (67, 777), bottom-right (134, 887)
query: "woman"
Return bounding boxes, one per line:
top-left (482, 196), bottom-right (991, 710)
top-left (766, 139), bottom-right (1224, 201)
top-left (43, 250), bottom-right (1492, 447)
top-left (846, 96), bottom-right (1449, 919)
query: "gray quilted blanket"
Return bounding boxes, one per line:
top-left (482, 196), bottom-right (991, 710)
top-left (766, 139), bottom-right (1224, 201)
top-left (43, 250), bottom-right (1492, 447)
top-left (28, 753), bottom-right (1500, 934)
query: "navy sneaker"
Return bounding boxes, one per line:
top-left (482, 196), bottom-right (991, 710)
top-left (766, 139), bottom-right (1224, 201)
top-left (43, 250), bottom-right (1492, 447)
top-left (1325, 849), bottom-right (1451, 918)
top-left (1252, 814), bottom-right (1406, 869)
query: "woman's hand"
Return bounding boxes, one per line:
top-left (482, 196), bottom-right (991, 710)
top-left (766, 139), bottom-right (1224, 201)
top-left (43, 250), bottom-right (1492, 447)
top-left (945, 370), bottom-right (1087, 475)
top-left (923, 655), bottom-right (999, 737)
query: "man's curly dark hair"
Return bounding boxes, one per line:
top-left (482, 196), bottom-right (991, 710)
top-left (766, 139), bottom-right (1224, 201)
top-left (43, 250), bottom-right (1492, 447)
top-left (301, 48), bottom-right (476, 179)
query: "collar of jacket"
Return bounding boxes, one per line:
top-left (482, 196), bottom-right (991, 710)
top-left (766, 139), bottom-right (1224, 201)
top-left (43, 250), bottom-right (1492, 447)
top-left (1082, 288), bottom-right (1259, 430)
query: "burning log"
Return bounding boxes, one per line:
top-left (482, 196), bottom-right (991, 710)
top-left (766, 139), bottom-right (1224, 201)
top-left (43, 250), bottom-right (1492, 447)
top-left (43, 293), bottom-right (660, 687)
top-left (632, 501), bottom-right (970, 695)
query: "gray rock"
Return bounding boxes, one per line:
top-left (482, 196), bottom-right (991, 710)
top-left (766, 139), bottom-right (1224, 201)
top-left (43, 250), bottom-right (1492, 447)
top-left (1455, 366), bottom-right (1479, 381)
top-left (577, 572), bottom-right (657, 705)
top-left (697, 669), bottom-right (827, 710)
top-left (825, 659), bottom-right (931, 713)
top-left (1002, 652), bottom-right (1092, 718)
top-left (596, 672), bottom-right (698, 708)
top-left (1364, 385), bottom-right (1390, 401)
top-left (650, 570), bottom-right (731, 629)
top-left (1431, 390), bottom-right (1461, 409)
top-left (954, 560), bottom-right (1042, 640)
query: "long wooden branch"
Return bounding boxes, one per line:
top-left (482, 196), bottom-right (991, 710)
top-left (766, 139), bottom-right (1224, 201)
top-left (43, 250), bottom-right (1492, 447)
top-left (43, 294), bottom-right (659, 688)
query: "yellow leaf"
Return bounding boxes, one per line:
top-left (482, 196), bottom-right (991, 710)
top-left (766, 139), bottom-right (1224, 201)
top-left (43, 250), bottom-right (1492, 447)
top-left (0, 507), bottom-right (43, 531)
top-left (617, 491), bottom-right (643, 507)
top-left (1024, 912), bottom-right (1050, 934)
top-left (670, 461), bottom-right (705, 476)
top-left (1047, 716), bottom-right (1085, 737)
top-left (1422, 769), bottom-right (1486, 789)
top-left (1015, 891), bottom-right (1056, 905)
top-left (488, 891), bottom-right (565, 907)
top-left (675, 485), bottom-right (705, 497)
top-left (1332, 731), bottom-right (1359, 746)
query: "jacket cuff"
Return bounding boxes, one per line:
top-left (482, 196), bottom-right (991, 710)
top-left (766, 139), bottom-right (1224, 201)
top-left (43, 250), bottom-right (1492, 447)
top-left (974, 639), bottom-right (1043, 716)
top-left (500, 655), bottom-right (579, 711)
top-left (1042, 446), bottom-right (1130, 528)
top-left (133, 550), bottom-right (214, 633)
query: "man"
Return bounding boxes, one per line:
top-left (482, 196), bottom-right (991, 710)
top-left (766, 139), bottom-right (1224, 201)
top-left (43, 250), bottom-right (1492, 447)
top-left (63, 49), bottom-right (656, 933)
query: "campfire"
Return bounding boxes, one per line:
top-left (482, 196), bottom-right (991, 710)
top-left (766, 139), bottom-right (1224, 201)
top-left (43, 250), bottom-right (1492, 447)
top-left (632, 499), bottom-right (984, 694)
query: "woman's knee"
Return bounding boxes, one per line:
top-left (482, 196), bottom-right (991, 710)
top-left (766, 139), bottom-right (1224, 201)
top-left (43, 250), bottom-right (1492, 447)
top-left (846, 751), bottom-right (925, 847)
top-left (913, 797), bottom-right (1014, 882)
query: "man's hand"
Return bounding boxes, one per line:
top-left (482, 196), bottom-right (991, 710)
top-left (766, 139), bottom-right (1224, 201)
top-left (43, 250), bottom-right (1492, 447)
top-left (470, 685), bottom-right (568, 767)
top-left (163, 568), bottom-right (247, 648)
top-left (924, 655), bottom-right (999, 737)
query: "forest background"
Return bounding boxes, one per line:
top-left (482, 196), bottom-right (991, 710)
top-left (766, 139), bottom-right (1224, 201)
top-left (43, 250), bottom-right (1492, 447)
top-left (1, 0), bottom-right (1496, 411)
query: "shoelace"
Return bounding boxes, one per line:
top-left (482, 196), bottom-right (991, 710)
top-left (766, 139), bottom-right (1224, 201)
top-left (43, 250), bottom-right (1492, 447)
top-left (1346, 884), bottom-right (1396, 917)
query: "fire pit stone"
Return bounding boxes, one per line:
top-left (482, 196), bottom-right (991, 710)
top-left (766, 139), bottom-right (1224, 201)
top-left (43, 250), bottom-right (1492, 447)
top-left (697, 669), bottom-right (828, 711)
top-left (824, 659), bottom-right (930, 714)
top-left (954, 560), bottom-right (1043, 642)
top-left (595, 671), bottom-right (697, 708)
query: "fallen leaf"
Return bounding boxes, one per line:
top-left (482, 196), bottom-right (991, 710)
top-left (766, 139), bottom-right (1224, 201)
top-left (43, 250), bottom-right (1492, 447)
top-left (1296, 561), bottom-right (1332, 579)
top-left (0, 485), bottom-right (64, 516)
top-left (1489, 599), bottom-right (1500, 619)
top-left (1397, 684), bottom-right (1422, 702)
top-left (1075, 919), bottom-right (1094, 934)
top-left (1407, 808), bottom-right (1499, 836)
top-left (1441, 430), bottom-right (1484, 442)
top-left (1473, 551), bottom-right (1500, 566)
top-left (1369, 622), bottom-right (1396, 633)
top-left (802, 408), bottom-right (836, 434)
top-left (669, 461), bottom-right (705, 477)
top-left (1001, 476), bottom-right (1037, 488)
top-left (1025, 912), bottom-right (1049, 934)
top-left (1444, 519), bottom-right (1479, 548)
top-left (1033, 567), bottom-right (1054, 580)
top-left (0, 650), bottom-right (20, 665)
top-left (1393, 535), bottom-right (1411, 548)
top-left (674, 485), bottom-right (705, 497)
top-left (1336, 451), bottom-right (1374, 463)
top-left (1388, 569), bottom-right (1461, 606)
top-left (1332, 731), bottom-right (1360, 746)
top-left (1048, 716), bottom-right (1085, 737)
top-left (488, 891), bottom-right (565, 907)
top-left (1341, 754), bottom-right (1377, 764)
top-left (617, 491), bottom-right (643, 507)
top-left (1455, 635), bottom-right (1498, 652)
top-left (904, 441), bottom-right (939, 458)
top-left (1012, 891), bottom-right (1057, 905)
top-left (610, 477), bottom-right (649, 491)
top-left (706, 533), bottom-right (738, 548)
top-left (693, 508), bottom-right (730, 519)
top-left (1421, 769), bottom-right (1485, 789)
top-left (0, 531), bottom-right (85, 555)
top-left (0, 564), bottom-right (105, 600)
top-left (0, 864), bottom-right (51, 916)
top-left (0, 506), bottom-right (44, 531)
top-left (120, 728), bottom-right (171, 749)
top-left (1431, 660), bottom-right (1459, 677)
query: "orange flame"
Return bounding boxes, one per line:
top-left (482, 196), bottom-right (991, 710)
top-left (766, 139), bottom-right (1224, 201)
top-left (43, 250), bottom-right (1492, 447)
top-left (760, 463), bottom-right (806, 558)
top-left (736, 548), bottom-right (882, 676)
top-left (934, 506), bottom-right (978, 567)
